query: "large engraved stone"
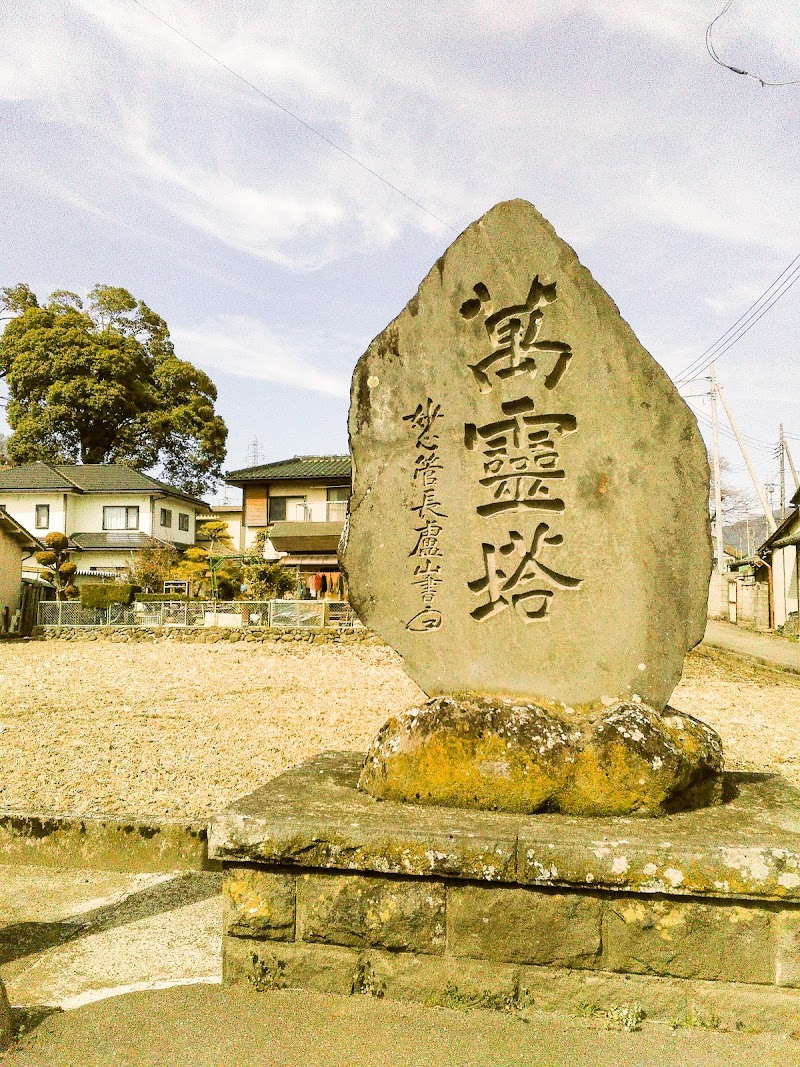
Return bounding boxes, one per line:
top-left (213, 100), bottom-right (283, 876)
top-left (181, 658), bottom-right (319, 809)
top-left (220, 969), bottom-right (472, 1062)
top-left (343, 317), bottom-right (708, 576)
top-left (341, 199), bottom-right (711, 714)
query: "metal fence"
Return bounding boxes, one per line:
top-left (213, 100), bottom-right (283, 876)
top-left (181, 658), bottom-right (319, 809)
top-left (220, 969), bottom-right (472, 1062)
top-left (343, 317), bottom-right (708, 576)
top-left (38, 600), bottom-right (362, 630)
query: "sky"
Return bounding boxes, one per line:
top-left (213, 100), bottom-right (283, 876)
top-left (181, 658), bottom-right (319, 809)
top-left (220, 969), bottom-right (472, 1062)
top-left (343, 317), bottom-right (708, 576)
top-left (1, 0), bottom-right (798, 511)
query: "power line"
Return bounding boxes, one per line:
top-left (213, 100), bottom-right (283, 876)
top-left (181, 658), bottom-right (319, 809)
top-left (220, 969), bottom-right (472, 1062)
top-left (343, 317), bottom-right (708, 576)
top-left (674, 254), bottom-right (800, 385)
top-left (689, 402), bottom-right (773, 453)
top-left (706, 1), bottom-right (800, 88)
top-left (128, 0), bottom-right (457, 234)
top-left (683, 388), bottom-right (774, 450)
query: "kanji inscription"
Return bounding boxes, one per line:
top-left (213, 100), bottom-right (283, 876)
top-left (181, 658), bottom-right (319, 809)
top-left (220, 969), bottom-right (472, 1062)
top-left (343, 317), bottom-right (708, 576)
top-left (462, 279), bottom-right (581, 623)
top-left (404, 399), bottom-right (447, 632)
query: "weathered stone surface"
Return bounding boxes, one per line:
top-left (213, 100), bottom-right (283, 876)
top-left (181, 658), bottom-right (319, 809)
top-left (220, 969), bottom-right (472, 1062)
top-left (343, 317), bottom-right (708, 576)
top-left (517, 966), bottom-right (800, 1034)
top-left (448, 884), bottom-right (602, 967)
top-left (223, 867), bottom-right (295, 941)
top-left (603, 897), bottom-right (774, 984)
top-left (363, 949), bottom-right (519, 1008)
top-left (211, 753), bottom-right (800, 901)
top-left (0, 979), bottom-right (11, 1053)
top-left (341, 198), bottom-right (710, 713)
top-left (224, 937), bottom-right (358, 995)
top-left (775, 908), bottom-right (800, 987)
top-left (359, 697), bottom-right (723, 817)
top-left (297, 872), bottom-right (445, 953)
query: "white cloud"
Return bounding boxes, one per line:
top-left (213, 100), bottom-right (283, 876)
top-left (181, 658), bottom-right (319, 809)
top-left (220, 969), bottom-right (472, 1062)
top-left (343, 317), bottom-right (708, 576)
top-left (172, 315), bottom-right (353, 397)
top-left (705, 284), bottom-right (764, 318)
top-left (635, 170), bottom-right (800, 256)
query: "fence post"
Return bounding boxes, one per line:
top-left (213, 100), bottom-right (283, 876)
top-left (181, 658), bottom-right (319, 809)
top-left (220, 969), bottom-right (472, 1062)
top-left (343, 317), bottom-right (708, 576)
top-left (322, 601), bottom-right (328, 628)
top-left (267, 601), bottom-right (272, 628)
top-left (58, 600), bottom-right (62, 627)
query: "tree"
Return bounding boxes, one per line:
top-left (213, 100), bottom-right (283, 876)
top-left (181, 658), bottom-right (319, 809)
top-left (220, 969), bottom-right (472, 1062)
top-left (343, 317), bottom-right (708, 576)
top-left (0, 283), bottom-right (228, 495)
top-left (35, 532), bottom-right (78, 600)
top-left (242, 559), bottom-right (295, 601)
top-left (125, 543), bottom-right (181, 593)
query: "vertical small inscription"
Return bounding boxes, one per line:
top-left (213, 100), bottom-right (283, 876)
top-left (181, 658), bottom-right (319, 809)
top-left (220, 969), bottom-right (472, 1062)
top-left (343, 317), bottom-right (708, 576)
top-left (460, 278), bottom-right (582, 622)
top-left (404, 399), bottom-right (446, 632)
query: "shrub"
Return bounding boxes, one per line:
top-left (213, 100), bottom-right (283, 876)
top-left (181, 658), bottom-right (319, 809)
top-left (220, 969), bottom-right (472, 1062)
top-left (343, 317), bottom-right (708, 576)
top-left (80, 583), bottom-right (136, 609)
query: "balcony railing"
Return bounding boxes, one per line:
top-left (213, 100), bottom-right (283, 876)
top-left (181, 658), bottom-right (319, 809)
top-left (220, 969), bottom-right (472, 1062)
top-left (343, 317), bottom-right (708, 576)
top-left (281, 501), bottom-right (348, 524)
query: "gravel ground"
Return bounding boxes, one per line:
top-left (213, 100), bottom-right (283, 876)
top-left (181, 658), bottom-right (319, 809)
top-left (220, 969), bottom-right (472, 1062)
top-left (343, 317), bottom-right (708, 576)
top-left (0, 641), bottom-right (797, 819)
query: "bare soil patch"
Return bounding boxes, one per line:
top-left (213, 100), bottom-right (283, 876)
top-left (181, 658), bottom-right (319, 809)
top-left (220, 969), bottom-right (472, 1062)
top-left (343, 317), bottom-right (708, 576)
top-left (0, 641), bottom-right (797, 819)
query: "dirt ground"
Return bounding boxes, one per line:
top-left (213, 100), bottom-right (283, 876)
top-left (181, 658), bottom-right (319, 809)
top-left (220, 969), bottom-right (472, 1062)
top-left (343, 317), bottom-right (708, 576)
top-left (0, 641), bottom-right (797, 819)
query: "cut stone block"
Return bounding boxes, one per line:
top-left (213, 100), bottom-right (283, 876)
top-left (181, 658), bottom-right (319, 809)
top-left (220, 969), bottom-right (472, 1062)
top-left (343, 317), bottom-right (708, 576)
top-left (775, 907), bottom-right (800, 987)
top-left (224, 937), bottom-right (359, 996)
top-left (603, 897), bottom-right (774, 984)
top-left (363, 949), bottom-right (519, 1008)
top-left (297, 873), bottom-right (446, 953)
top-left (223, 867), bottom-right (295, 941)
top-left (517, 966), bottom-right (800, 1034)
top-left (447, 884), bottom-right (602, 968)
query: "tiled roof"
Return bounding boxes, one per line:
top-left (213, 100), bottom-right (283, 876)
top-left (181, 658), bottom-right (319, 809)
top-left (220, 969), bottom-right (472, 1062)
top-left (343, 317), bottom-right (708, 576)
top-left (0, 463), bottom-right (205, 507)
top-left (226, 455), bottom-right (351, 483)
top-left (0, 463), bottom-right (78, 491)
top-left (68, 532), bottom-right (168, 551)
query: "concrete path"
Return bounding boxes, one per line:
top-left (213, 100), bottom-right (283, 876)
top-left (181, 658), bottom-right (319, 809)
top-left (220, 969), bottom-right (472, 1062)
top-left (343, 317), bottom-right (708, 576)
top-left (703, 620), bottom-right (800, 674)
top-left (6, 985), bottom-right (800, 1066)
top-left (0, 864), bottom-right (221, 1011)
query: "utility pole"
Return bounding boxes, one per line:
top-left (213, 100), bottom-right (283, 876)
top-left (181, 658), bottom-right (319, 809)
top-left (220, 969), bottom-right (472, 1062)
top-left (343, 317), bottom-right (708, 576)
top-left (709, 363), bottom-right (725, 573)
top-left (717, 380), bottom-right (777, 535)
top-left (784, 437), bottom-right (800, 491)
top-left (779, 423), bottom-right (786, 521)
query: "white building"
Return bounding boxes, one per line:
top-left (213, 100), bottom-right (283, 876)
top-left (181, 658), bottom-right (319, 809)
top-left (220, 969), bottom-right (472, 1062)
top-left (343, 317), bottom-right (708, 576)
top-left (0, 462), bottom-right (206, 581)
top-left (759, 486), bottom-right (800, 630)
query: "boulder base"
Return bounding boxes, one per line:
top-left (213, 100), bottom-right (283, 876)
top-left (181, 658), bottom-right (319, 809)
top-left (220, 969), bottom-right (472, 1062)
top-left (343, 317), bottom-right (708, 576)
top-left (358, 698), bottom-right (724, 817)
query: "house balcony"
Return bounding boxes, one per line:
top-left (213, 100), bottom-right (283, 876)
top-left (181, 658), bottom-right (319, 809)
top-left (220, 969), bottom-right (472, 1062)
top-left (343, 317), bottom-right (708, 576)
top-left (268, 503), bottom-right (348, 554)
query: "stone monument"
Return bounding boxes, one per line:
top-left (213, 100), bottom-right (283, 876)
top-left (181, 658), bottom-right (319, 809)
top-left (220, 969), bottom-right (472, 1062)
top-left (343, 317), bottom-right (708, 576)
top-left (341, 198), bottom-right (722, 817)
top-left (209, 203), bottom-right (800, 1024)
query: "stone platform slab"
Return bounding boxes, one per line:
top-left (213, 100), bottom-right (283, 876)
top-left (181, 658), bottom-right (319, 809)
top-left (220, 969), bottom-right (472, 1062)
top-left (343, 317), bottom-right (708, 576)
top-left (208, 752), bottom-right (800, 901)
top-left (208, 753), bottom-right (800, 1027)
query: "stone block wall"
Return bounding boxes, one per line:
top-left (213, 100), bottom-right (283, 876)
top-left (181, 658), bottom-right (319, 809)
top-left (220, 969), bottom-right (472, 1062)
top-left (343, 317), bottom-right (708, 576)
top-left (221, 863), bottom-right (800, 1029)
top-left (33, 626), bottom-right (381, 645)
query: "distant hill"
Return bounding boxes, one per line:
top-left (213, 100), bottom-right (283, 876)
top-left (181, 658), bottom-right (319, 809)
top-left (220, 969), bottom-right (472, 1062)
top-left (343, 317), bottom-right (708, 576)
top-left (723, 512), bottom-right (783, 557)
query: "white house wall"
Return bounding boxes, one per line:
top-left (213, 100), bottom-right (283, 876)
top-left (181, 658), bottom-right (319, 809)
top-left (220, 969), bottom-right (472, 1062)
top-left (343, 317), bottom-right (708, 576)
top-left (0, 492), bottom-right (70, 536)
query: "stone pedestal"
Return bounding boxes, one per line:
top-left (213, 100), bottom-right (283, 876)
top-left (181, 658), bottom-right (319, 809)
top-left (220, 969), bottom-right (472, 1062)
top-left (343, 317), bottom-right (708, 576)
top-left (209, 753), bottom-right (800, 1032)
top-left (359, 697), bottom-right (724, 817)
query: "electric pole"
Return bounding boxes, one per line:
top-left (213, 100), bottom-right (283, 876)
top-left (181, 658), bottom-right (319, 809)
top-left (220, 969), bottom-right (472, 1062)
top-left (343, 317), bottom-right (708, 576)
top-left (784, 437), bottom-right (800, 492)
top-left (709, 363), bottom-right (725, 573)
top-left (717, 380), bottom-right (777, 536)
top-left (779, 423), bottom-right (786, 522)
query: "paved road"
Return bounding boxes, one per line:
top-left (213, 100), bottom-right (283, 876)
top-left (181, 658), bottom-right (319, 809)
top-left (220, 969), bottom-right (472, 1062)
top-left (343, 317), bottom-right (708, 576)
top-left (7, 985), bottom-right (800, 1067)
top-left (703, 620), bottom-right (800, 674)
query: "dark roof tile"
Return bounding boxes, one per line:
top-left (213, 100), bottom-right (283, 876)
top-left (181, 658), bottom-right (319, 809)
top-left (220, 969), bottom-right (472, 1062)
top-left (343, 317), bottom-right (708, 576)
top-left (226, 455), bottom-right (351, 483)
top-left (0, 463), bottom-right (205, 507)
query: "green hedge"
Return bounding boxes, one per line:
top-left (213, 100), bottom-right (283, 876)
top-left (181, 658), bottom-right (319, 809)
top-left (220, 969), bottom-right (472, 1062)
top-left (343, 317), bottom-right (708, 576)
top-left (80, 583), bottom-right (136, 609)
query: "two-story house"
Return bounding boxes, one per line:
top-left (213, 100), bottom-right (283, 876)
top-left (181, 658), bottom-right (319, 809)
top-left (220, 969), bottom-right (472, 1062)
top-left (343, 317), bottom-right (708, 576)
top-left (224, 455), bottom-right (351, 598)
top-left (0, 462), bottom-right (206, 581)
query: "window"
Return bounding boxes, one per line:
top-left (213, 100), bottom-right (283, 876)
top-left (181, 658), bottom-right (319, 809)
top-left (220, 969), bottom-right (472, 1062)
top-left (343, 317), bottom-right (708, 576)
top-left (35, 504), bottom-right (50, 529)
top-left (160, 508), bottom-right (172, 528)
top-left (268, 496), bottom-right (306, 523)
top-left (326, 486), bottom-right (349, 521)
top-left (178, 513), bottom-right (189, 532)
top-left (103, 506), bottom-right (139, 531)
